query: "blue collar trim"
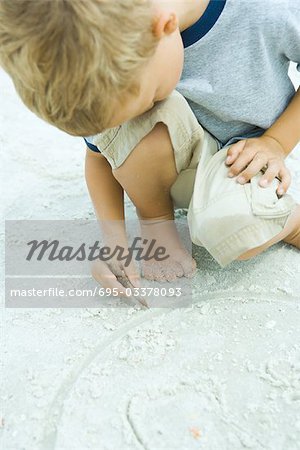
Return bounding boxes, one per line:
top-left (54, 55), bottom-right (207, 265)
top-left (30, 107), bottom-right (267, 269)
top-left (181, 0), bottom-right (227, 48)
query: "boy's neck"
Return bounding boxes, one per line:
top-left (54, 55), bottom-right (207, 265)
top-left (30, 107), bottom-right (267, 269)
top-left (157, 0), bottom-right (210, 31)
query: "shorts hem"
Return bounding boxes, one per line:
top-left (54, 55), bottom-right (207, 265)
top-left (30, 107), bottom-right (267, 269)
top-left (208, 217), bottom-right (289, 267)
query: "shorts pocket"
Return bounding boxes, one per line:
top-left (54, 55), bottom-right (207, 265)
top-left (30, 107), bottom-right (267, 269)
top-left (245, 172), bottom-right (296, 219)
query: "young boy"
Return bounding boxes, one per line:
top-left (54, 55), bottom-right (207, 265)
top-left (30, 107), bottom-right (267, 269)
top-left (0, 0), bottom-right (299, 295)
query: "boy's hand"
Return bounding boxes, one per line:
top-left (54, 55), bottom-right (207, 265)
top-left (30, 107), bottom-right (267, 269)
top-left (225, 135), bottom-right (291, 196)
top-left (91, 255), bottom-right (140, 298)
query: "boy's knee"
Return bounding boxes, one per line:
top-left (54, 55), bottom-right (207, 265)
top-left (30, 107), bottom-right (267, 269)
top-left (136, 121), bottom-right (173, 160)
top-left (113, 121), bottom-right (176, 185)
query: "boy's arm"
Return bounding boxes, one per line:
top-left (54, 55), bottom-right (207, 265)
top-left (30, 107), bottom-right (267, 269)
top-left (85, 147), bottom-right (125, 221)
top-left (225, 88), bottom-right (300, 196)
top-left (264, 88), bottom-right (300, 155)
top-left (85, 148), bottom-right (139, 291)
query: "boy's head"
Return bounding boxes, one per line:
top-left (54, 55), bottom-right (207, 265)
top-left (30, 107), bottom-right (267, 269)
top-left (0, 0), bottom-right (184, 136)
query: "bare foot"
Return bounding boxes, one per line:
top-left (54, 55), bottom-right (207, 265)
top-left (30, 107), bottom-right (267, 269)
top-left (139, 219), bottom-right (197, 282)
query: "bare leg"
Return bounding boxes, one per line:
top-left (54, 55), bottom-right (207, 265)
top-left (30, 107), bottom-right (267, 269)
top-left (237, 203), bottom-right (300, 260)
top-left (112, 122), bottom-right (196, 281)
top-left (113, 121), bottom-right (300, 268)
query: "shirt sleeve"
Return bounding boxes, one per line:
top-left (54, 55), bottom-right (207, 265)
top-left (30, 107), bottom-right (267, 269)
top-left (83, 137), bottom-right (101, 153)
top-left (281, 1), bottom-right (300, 65)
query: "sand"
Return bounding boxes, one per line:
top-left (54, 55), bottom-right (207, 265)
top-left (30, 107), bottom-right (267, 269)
top-left (1, 64), bottom-right (300, 450)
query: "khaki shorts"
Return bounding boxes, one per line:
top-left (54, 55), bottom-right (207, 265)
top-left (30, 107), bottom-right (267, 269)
top-left (93, 90), bottom-right (297, 267)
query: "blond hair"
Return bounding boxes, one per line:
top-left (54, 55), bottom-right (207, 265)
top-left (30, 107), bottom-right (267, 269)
top-left (0, 0), bottom-right (159, 135)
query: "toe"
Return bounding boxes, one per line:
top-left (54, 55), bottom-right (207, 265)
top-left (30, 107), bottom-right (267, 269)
top-left (147, 262), bottom-right (167, 282)
top-left (161, 264), bottom-right (178, 282)
top-left (173, 261), bottom-right (184, 278)
top-left (142, 262), bottom-right (156, 281)
top-left (180, 256), bottom-right (197, 278)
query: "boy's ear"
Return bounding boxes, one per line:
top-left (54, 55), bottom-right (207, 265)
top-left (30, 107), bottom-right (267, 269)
top-left (152, 9), bottom-right (178, 38)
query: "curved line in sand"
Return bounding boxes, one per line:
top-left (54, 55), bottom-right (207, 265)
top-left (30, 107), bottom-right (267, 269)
top-left (41, 290), bottom-right (299, 449)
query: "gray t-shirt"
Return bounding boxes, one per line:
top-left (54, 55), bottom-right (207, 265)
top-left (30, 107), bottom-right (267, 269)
top-left (85, 0), bottom-right (300, 152)
top-left (176, 0), bottom-right (300, 147)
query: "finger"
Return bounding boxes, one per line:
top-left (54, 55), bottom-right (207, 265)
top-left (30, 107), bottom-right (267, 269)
top-left (235, 153), bottom-right (268, 184)
top-left (91, 260), bottom-right (113, 283)
top-left (93, 273), bottom-right (130, 297)
top-left (92, 261), bottom-right (130, 297)
top-left (276, 166), bottom-right (292, 195)
top-left (225, 140), bottom-right (247, 165)
top-left (107, 260), bottom-right (124, 277)
top-left (258, 161), bottom-right (280, 187)
top-left (228, 149), bottom-right (257, 178)
top-left (123, 261), bottom-right (141, 287)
